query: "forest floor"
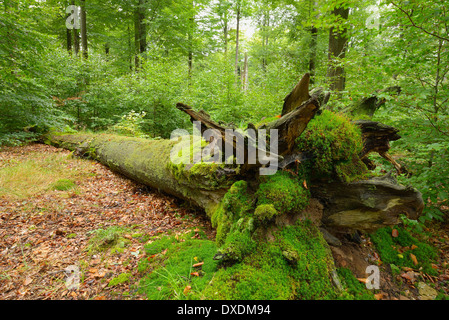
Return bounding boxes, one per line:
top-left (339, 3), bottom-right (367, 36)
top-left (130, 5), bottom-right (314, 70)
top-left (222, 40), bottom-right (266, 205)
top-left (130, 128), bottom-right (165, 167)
top-left (0, 143), bottom-right (214, 300)
top-left (0, 143), bottom-right (448, 300)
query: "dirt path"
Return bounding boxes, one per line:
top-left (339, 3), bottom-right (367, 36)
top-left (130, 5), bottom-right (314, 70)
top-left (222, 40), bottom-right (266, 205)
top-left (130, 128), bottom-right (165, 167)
top-left (0, 144), bottom-right (214, 300)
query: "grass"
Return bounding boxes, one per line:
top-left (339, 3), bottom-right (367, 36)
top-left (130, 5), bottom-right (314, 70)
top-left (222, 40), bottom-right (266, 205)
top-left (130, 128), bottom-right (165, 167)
top-left (370, 225), bottom-right (438, 275)
top-left (0, 150), bottom-right (88, 199)
top-left (86, 226), bottom-right (131, 254)
top-left (138, 229), bottom-right (220, 300)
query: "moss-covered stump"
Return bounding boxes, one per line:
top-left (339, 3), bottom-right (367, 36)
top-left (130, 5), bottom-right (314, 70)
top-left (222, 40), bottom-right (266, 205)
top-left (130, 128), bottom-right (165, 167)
top-left (137, 223), bottom-right (356, 300)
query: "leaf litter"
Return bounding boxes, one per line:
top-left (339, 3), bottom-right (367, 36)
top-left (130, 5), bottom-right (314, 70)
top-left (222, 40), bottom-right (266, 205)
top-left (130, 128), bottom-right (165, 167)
top-left (0, 144), bottom-right (214, 300)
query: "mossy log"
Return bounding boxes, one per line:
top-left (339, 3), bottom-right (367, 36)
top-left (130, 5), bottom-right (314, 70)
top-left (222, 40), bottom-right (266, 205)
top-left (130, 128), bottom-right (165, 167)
top-left (44, 74), bottom-right (422, 235)
top-left (45, 133), bottom-right (232, 215)
top-left (42, 75), bottom-right (426, 299)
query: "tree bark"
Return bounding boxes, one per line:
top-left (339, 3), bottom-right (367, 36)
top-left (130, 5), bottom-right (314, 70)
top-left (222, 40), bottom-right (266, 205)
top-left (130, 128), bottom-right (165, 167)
top-left (80, 0), bottom-right (88, 59)
top-left (134, 8), bottom-right (141, 70)
top-left (235, 4), bottom-right (240, 79)
top-left (326, 5), bottom-right (349, 92)
top-left (138, 0), bottom-right (147, 54)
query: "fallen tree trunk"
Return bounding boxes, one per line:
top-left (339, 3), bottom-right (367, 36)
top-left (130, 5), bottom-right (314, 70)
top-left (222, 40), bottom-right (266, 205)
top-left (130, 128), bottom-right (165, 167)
top-left (43, 74), bottom-right (426, 299)
top-left (46, 133), bottom-right (233, 215)
top-left (44, 73), bottom-right (422, 234)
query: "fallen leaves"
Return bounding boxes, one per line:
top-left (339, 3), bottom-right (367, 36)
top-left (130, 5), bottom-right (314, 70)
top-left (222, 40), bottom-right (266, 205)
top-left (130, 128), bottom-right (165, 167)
top-left (0, 144), bottom-right (214, 300)
top-left (183, 286), bottom-right (191, 295)
top-left (410, 253), bottom-right (418, 266)
top-left (192, 262), bottom-right (204, 268)
top-left (392, 229), bottom-right (399, 238)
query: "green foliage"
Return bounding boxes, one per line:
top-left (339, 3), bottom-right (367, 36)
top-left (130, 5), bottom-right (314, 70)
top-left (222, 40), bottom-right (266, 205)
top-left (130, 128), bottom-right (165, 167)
top-left (108, 273), bottom-right (132, 287)
top-left (370, 226), bottom-right (438, 275)
top-left (336, 268), bottom-right (375, 300)
top-left (107, 110), bottom-right (150, 138)
top-left (86, 226), bottom-right (130, 254)
top-left (374, 109), bottom-right (449, 223)
top-left (296, 110), bottom-right (367, 182)
top-left (138, 231), bottom-right (220, 300)
top-left (51, 178), bottom-right (76, 191)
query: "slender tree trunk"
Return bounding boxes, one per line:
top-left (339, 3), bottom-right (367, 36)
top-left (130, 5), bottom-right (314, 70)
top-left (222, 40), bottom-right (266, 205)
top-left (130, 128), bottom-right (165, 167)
top-left (235, 5), bottom-right (240, 79)
top-left (224, 16), bottom-right (228, 55)
top-left (71, 0), bottom-right (80, 56)
top-left (242, 52), bottom-right (248, 91)
top-left (262, 11), bottom-right (270, 70)
top-left (80, 0), bottom-right (88, 59)
top-left (308, 1), bottom-right (318, 83)
top-left (134, 0), bottom-right (146, 71)
top-left (138, 0), bottom-right (147, 54)
top-left (326, 5), bottom-right (350, 92)
top-left (134, 8), bottom-right (141, 71)
top-left (66, 27), bottom-right (72, 54)
top-left (188, 0), bottom-right (194, 81)
top-left (65, 0), bottom-right (72, 54)
top-left (73, 28), bottom-right (80, 56)
top-left (433, 39), bottom-right (443, 113)
top-left (128, 24), bottom-right (133, 71)
top-left (309, 26), bottom-right (317, 83)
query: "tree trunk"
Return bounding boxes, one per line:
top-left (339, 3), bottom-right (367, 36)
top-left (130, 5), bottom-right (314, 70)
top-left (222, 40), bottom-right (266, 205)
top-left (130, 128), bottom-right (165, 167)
top-left (241, 52), bottom-right (248, 91)
top-left (66, 26), bottom-right (72, 54)
top-left (134, 8), bottom-right (140, 71)
top-left (44, 74), bottom-right (423, 234)
top-left (138, 0), bottom-right (147, 54)
top-left (73, 28), bottom-right (80, 57)
top-left (309, 25), bottom-right (317, 82)
top-left (80, 0), bottom-right (88, 59)
top-left (326, 5), bottom-right (349, 92)
top-left (308, 0), bottom-right (318, 83)
top-left (234, 5), bottom-right (240, 79)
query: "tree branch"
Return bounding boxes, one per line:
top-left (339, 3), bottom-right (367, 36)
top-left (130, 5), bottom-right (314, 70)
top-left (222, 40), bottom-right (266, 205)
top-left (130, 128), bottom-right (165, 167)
top-left (390, 1), bottom-right (449, 42)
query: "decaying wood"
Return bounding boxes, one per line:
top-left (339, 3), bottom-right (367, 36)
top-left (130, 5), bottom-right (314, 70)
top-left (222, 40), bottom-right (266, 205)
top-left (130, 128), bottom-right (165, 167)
top-left (176, 76), bottom-right (323, 171)
top-left (354, 120), bottom-right (407, 174)
top-left (43, 74), bottom-right (422, 234)
top-left (348, 86), bottom-right (402, 118)
top-left (311, 172), bottom-right (423, 233)
top-left (281, 73), bottom-right (311, 116)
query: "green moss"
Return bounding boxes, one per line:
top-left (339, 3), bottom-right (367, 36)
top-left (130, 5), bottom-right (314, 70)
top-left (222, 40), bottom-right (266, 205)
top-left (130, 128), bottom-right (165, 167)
top-left (210, 180), bottom-right (255, 246)
top-left (204, 220), bottom-right (343, 300)
top-left (211, 202), bottom-right (232, 246)
top-left (370, 226), bottom-right (438, 275)
top-left (255, 116), bottom-right (280, 129)
top-left (256, 171), bottom-right (310, 214)
top-left (336, 268), bottom-right (375, 300)
top-left (254, 204), bottom-right (278, 222)
top-left (52, 179), bottom-right (76, 191)
top-left (108, 272), bottom-right (132, 287)
top-left (144, 235), bottom-right (178, 256)
top-left (222, 180), bottom-right (253, 217)
top-left (218, 230), bottom-right (256, 262)
top-left (296, 110), bottom-right (368, 182)
top-left (138, 231), bottom-right (220, 300)
top-left (86, 226), bottom-right (130, 254)
top-left (138, 220), bottom-right (353, 300)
